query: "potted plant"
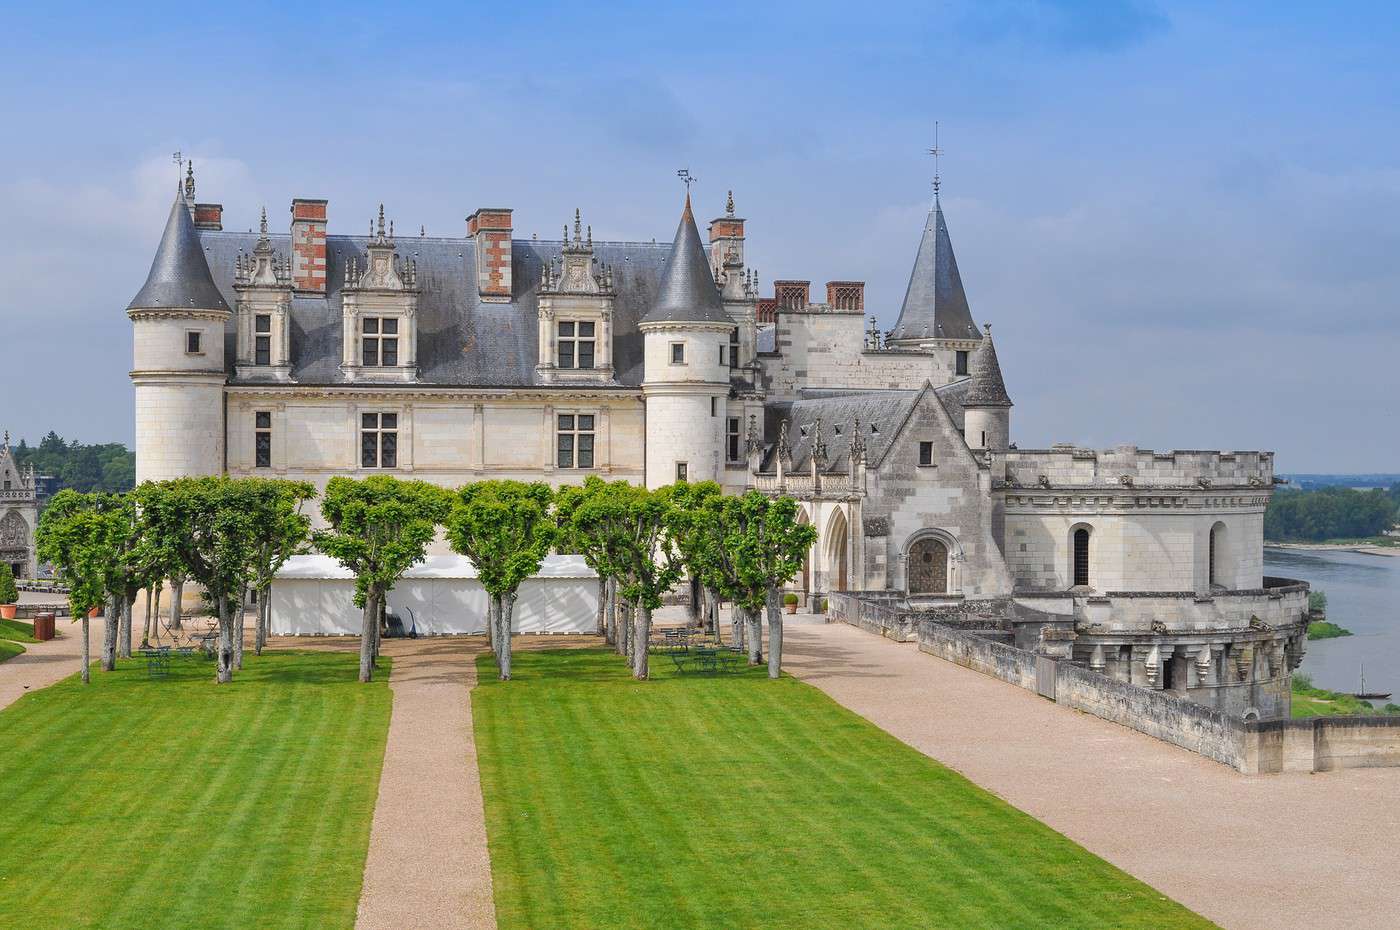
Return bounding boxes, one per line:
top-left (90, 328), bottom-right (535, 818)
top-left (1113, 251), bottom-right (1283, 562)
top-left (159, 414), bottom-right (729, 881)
top-left (783, 592), bottom-right (799, 615)
top-left (0, 564), bottom-right (18, 620)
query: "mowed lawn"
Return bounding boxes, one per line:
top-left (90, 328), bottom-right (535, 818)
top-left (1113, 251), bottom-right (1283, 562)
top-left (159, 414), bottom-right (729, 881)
top-left (0, 652), bottom-right (392, 930)
top-left (474, 650), bottom-right (1214, 930)
top-left (0, 617), bottom-right (35, 663)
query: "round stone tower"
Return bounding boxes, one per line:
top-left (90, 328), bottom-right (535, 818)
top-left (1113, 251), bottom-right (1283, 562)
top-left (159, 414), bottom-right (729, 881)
top-left (962, 323), bottom-right (1012, 451)
top-left (640, 193), bottom-right (734, 488)
top-left (128, 187), bottom-right (232, 483)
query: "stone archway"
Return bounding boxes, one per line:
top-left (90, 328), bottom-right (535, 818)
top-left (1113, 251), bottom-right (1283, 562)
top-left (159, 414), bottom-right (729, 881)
top-left (0, 510), bottom-right (28, 578)
top-left (826, 508), bottom-right (849, 593)
top-left (908, 536), bottom-right (950, 594)
top-left (796, 507), bottom-right (812, 593)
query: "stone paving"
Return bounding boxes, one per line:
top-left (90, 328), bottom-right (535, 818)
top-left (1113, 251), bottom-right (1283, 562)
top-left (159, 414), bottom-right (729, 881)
top-left (781, 621), bottom-right (1400, 930)
top-left (0, 615), bottom-right (106, 712)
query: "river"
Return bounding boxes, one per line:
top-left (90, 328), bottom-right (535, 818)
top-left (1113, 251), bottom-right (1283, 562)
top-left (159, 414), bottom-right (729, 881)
top-left (1264, 547), bottom-right (1400, 700)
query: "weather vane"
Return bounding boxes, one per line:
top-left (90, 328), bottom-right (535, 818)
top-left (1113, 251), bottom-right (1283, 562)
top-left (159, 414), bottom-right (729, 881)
top-left (173, 150), bottom-right (183, 180)
top-left (676, 168), bottom-right (697, 192)
top-left (927, 121), bottom-right (943, 196)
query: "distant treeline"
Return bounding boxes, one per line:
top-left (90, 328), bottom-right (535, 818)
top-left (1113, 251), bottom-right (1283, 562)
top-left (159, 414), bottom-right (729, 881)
top-left (1265, 484), bottom-right (1400, 542)
top-left (11, 432), bottom-right (135, 494)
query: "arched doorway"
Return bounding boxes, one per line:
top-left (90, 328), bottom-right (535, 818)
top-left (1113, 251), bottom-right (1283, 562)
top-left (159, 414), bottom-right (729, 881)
top-left (908, 536), bottom-right (949, 594)
top-left (826, 508), bottom-right (849, 592)
top-left (796, 508), bottom-right (812, 593)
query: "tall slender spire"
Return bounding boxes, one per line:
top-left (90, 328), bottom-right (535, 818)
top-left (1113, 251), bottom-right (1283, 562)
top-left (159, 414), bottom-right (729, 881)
top-left (888, 195), bottom-right (979, 343)
top-left (126, 189), bottom-right (230, 312)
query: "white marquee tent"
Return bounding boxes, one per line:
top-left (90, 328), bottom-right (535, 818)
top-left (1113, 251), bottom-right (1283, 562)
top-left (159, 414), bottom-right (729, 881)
top-left (269, 553), bottom-right (599, 636)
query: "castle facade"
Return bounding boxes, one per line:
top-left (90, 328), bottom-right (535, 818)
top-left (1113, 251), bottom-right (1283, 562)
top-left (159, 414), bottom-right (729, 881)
top-left (128, 166), bottom-right (1307, 718)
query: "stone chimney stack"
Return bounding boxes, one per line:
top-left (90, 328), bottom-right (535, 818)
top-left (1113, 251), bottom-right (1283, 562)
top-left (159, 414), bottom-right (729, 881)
top-left (825, 281), bottom-right (865, 311)
top-left (708, 190), bottom-right (745, 272)
top-left (193, 203), bottom-right (223, 230)
top-left (467, 208), bottom-right (513, 301)
top-left (290, 198), bottom-right (328, 295)
top-left (773, 280), bottom-right (810, 311)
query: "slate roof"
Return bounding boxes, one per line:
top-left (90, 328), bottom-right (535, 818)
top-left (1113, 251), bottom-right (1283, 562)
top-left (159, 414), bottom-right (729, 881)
top-left (963, 326), bottom-right (1012, 406)
top-left (198, 228), bottom-right (676, 388)
top-left (128, 193), bottom-right (231, 313)
top-left (889, 198), bottom-right (980, 343)
top-left (639, 194), bottom-right (730, 326)
top-left (763, 389), bottom-right (922, 473)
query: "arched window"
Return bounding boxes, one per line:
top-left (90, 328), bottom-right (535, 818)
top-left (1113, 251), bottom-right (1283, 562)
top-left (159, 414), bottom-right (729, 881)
top-left (1072, 527), bottom-right (1091, 587)
top-left (1209, 522), bottom-right (1228, 589)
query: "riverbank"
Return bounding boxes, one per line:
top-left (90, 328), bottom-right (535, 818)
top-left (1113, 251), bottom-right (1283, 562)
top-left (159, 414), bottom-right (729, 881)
top-left (1267, 541), bottom-right (1400, 557)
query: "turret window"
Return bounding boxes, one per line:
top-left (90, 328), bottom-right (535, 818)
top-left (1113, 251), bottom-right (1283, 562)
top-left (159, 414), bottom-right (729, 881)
top-left (956, 350), bottom-right (969, 376)
top-left (729, 328), bottom-right (740, 368)
top-left (557, 414), bottom-right (595, 468)
top-left (675, 462), bottom-right (688, 482)
top-left (557, 321), bottom-right (595, 370)
top-left (186, 331), bottom-right (203, 355)
top-left (727, 417), bottom-right (741, 462)
top-left (361, 412), bottom-right (398, 468)
top-left (254, 411), bottom-right (272, 469)
top-left (254, 314), bottom-right (271, 366)
top-left (670, 342), bottom-right (685, 365)
top-left (1073, 527), bottom-right (1091, 587)
top-left (362, 317), bottom-right (399, 367)
top-left (918, 441), bottom-right (934, 466)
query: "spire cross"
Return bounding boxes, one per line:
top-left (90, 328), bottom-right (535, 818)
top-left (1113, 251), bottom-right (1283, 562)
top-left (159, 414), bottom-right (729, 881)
top-left (926, 120), bottom-right (943, 197)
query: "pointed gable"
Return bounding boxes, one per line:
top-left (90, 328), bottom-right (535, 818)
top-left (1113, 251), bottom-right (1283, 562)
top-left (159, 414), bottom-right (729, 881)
top-left (639, 194), bottom-right (730, 326)
top-left (127, 192), bottom-right (231, 313)
top-left (889, 198), bottom-right (979, 342)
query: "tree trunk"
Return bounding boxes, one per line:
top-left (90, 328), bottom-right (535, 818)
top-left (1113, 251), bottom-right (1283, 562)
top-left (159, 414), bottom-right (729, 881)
top-left (747, 607), bottom-right (763, 666)
top-left (80, 615), bottom-right (90, 685)
top-left (604, 577), bottom-right (617, 645)
top-left (498, 593), bottom-right (515, 681)
top-left (686, 576), bottom-right (700, 629)
top-left (373, 595), bottom-right (385, 666)
top-left (118, 594), bottom-right (133, 659)
top-left (255, 591), bottom-right (268, 656)
top-left (595, 576), bottom-right (607, 637)
top-left (216, 594), bottom-right (235, 684)
top-left (486, 595), bottom-right (497, 655)
top-left (151, 585), bottom-right (162, 644)
top-left (169, 577), bottom-right (184, 631)
top-left (358, 589), bottom-right (377, 683)
top-left (141, 585), bottom-right (153, 649)
top-left (616, 598), bottom-right (630, 657)
top-left (731, 605), bottom-right (745, 650)
top-left (234, 592), bottom-right (246, 670)
top-left (632, 605), bottom-right (651, 680)
top-left (102, 595), bottom-right (118, 671)
top-left (767, 586), bottom-right (783, 679)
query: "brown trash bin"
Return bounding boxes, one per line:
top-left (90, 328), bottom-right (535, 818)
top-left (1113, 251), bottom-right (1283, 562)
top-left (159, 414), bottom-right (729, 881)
top-left (32, 613), bottom-right (55, 642)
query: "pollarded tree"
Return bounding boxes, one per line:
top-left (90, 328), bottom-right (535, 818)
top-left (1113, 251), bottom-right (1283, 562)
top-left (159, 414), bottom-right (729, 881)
top-left (555, 477), bottom-right (622, 644)
top-left (140, 478), bottom-right (263, 683)
top-left (36, 490), bottom-right (119, 684)
top-left (313, 476), bottom-right (452, 682)
top-left (245, 479), bottom-right (316, 658)
top-left (659, 480), bottom-right (724, 635)
top-left (576, 482), bottom-right (683, 680)
top-left (739, 493), bottom-right (817, 679)
top-left (447, 480), bottom-right (557, 681)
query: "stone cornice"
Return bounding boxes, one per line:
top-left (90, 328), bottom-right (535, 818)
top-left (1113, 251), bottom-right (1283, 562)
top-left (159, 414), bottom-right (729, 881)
top-left (130, 369), bottom-right (229, 382)
top-left (225, 384), bottom-right (645, 402)
top-left (638, 320), bottom-right (734, 334)
top-left (128, 307), bottom-right (231, 322)
top-left (1001, 491), bottom-right (1271, 512)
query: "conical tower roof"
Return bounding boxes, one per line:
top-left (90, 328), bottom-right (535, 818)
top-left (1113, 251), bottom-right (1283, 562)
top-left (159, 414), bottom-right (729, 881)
top-left (640, 193), bottom-right (730, 326)
top-left (126, 191), bottom-right (230, 312)
top-left (889, 198), bottom-right (979, 342)
top-left (963, 324), bottom-right (1012, 407)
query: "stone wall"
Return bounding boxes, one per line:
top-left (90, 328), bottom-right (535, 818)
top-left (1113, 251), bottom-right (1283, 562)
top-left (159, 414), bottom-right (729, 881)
top-left (827, 591), bottom-right (918, 641)
top-left (1003, 446), bottom-right (1273, 488)
top-left (1245, 717), bottom-right (1400, 774)
top-left (757, 310), bottom-right (946, 402)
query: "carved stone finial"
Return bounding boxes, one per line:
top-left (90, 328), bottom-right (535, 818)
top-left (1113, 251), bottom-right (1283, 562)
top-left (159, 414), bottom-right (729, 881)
top-left (745, 414), bottom-right (761, 454)
top-left (586, 224), bottom-right (592, 247)
top-left (849, 416), bottom-right (867, 463)
top-left (259, 206), bottom-right (268, 237)
top-left (573, 208), bottom-right (581, 243)
top-left (812, 417), bottom-right (828, 470)
top-left (420, 224), bottom-right (426, 237)
top-left (184, 160), bottom-right (195, 199)
top-left (377, 204), bottom-right (386, 239)
top-left (726, 189), bottom-right (735, 216)
top-left (983, 321), bottom-right (992, 336)
top-left (777, 419), bottom-right (791, 463)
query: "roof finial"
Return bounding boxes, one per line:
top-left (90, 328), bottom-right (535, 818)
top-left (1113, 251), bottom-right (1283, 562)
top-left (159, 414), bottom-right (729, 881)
top-left (184, 160), bottom-right (196, 199)
top-left (926, 119), bottom-right (943, 200)
top-left (377, 204), bottom-right (386, 239)
top-left (259, 206), bottom-right (268, 237)
top-left (573, 208), bottom-right (581, 243)
top-left (586, 224), bottom-right (592, 247)
top-left (726, 189), bottom-right (735, 216)
top-left (983, 321), bottom-right (991, 336)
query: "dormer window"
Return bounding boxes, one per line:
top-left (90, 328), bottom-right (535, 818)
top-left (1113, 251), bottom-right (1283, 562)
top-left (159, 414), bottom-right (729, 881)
top-left (254, 315), bottom-right (271, 366)
top-left (362, 317), bottom-right (399, 367)
top-left (558, 321), bottom-right (595, 370)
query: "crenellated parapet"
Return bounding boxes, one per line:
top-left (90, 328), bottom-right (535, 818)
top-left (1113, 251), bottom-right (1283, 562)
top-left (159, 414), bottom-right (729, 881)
top-left (1004, 445), bottom-right (1275, 491)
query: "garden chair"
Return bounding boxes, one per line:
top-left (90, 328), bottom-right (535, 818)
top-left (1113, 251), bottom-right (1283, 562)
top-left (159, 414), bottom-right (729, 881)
top-left (141, 647), bottom-right (171, 679)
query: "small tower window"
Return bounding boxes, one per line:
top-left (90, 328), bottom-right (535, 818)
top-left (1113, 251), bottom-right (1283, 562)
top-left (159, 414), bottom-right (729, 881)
top-left (254, 411), bottom-right (272, 469)
top-left (670, 342), bottom-right (685, 365)
top-left (729, 328), bottom-right (740, 368)
top-left (254, 314), bottom-right (272, 366)
top-left (727, 417), bottom-right (741, 462)
top-left (918, 442), bottom-right (934, 466)
top-left (675, 462), bottom-right (688, 482)
top-left (1073, 527), bottom-right (1091, 587)
top-left (956, 350), bottom-right (969, 376)
top-left (362, 317), bottom-right (399, 367)
top-left (556, 414), bottom-right (595, 469)
top-left (186, 330), bottom-right (202, 355)
top-left (557, 321), bottom-right (595, 370)
top-left (360, 412), bottom-right (398, 468)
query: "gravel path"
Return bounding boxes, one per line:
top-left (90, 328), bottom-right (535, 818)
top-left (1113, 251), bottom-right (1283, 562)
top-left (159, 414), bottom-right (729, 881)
top-left (355, 636), bottom-right (497, 930)
top-left (0, 617), bottom-right (107, 712)
top-left (782, 622), bottom-right (1400, 930)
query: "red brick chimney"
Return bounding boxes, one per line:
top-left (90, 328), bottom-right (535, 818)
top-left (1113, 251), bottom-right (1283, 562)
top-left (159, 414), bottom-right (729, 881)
top-left (290, 198), bottom-right (328, 295)
top-left (773, 280), bottom-right (810, 310)
top-left (193, 203), bottom-right (223, 230)
top-left (826, 281), bottom-right (865, 311)
top-left (467, 208), bottom-right (513, 301)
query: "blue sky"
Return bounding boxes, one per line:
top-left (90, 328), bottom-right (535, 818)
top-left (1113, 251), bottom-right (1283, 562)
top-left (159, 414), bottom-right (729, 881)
top-left (1, 1), bottom-right (1396, 471)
